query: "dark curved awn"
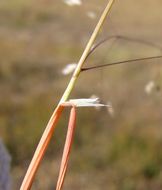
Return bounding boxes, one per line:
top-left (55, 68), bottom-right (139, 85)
top-left (82, 35), bottom-right (162, 72)
top-left (82, 55), bottom-right (162, 72)
top-left (85, 35), bottom-right (162, 61)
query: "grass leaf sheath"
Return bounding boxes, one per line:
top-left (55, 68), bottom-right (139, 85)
top-left (56, 106), bottom-right (76, 190)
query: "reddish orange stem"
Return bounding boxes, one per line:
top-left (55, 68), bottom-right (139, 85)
top-left (56, 106), bottom-right (76, 190)
top-left (20, 105), bottom-right (64, 190)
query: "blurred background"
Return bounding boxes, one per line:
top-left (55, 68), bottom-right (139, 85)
top-left (0, 0), bottom-right (162, 189)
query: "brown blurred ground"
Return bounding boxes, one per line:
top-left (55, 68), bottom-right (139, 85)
top-left (0, 0), bottom-right (162, 189)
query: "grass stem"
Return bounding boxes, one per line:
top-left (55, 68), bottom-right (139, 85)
top-left (20, 1), bottom-right (115, 189)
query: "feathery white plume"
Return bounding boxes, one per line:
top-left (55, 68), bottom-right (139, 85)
top-left (63, 0), bottom-right (82, 6)
top-left (63, 98), bottom-right (110, 107)
top-left (145, 80), bottom-right (155, 95)
top-left (87, 11), bottom-right (97, 19)
top-left (62, 63), bottom-right (77, 75)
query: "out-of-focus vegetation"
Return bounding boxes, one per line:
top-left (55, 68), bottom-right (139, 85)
top-left (0, 0), bottom-right (162, 189)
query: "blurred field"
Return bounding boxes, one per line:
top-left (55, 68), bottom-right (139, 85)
top-left (0, 0), bottom-right (162, 189)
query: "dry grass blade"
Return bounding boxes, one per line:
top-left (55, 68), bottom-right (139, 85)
top-left (56, 106), bottom-right (76, 190)
top-left (20, 105), bottom-right (64, 190)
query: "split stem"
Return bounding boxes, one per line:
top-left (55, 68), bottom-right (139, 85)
top-left (20, 0), bottom-right (115, 189)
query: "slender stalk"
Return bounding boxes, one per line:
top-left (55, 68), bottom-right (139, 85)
top-left (56, 106), bottom-right (76, 190)
top-left (20, 0), bottom-right (115, 189)
top-left (20, 105), bottom-right (64, 190)
top-left (59, 0), bottom-right (115, 103)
